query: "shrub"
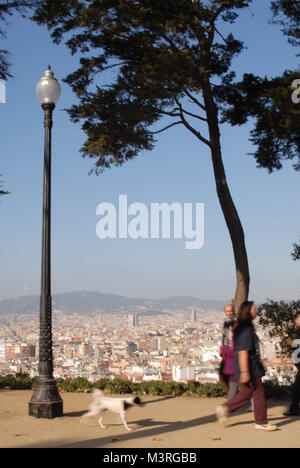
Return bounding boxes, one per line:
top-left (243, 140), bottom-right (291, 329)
top-left (0, 375), bottom-right (292, 399)
top-left (193, 382), bottom-right (226, 398)
top-left (184, 380), bottom-right (201, 396)
top-left (259, 300), bottom-right (300, 354)
top-left (0, 374), bottom-right (15, 388)
top-left (263, 380), bottom-right (291, 400)
top-left (106, 378), bottom-right (132, 394)
top-left (57, 377), bottom-right (92, 392)
top-left (161, 381), bottom-right (184, 396)
top-left (10, 376), bottom-right (34, 390)
top-left (94, 378), bottom-right (110, 391)
top-left (0, 375), bottom-right (35, 390)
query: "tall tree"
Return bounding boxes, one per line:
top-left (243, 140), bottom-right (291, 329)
top-left (32, 0), bottom-right (253, 312)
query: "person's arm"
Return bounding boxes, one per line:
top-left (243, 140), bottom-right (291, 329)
top-left (238, 350), bottom-right (250, 384)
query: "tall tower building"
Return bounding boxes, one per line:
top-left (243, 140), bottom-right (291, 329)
top-left (128, 313), bottom-right (138, 328)
top-left (157, 336), bottom-right (167, 352)
top-left (191, 310), bottom-right (197, 322)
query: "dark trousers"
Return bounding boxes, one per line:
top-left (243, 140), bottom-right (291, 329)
top-left (289, 370), bottom-right (300, 414)
top-left (226, 378), bottom-right (267, 425)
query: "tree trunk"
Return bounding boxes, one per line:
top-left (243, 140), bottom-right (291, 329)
top-left (201, 77), bottom-right (250, 314)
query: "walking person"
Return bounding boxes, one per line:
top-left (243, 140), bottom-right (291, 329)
top-left (220, 304), bottom-right (237, 401)
top-left (283, 311), bottom-right (300, 417)
top-left (216, 301), bottom-right (277, 432)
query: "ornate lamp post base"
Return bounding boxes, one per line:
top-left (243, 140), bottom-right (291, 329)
top-left (29, 377), bottom-right (63, 419)
top-left (29, 400), bottom-right (63, 419)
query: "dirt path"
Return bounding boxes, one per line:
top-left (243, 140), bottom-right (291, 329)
top-left (0, 390), bottom-right (299, 448)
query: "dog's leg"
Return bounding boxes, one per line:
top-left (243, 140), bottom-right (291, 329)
top-left (120, 411), bottom-right (132, 432)
top-left (82, 407), bottom-right (99, 418)
top-left (83, 399), bottom-right (102, 418)
top-left (98, 410), bottom-right (107, 429)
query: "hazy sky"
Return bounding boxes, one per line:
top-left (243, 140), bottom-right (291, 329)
top-left (0, 0), bottom-right (299, 303)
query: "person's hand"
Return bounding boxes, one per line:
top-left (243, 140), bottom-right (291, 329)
top-left (239, 371), bottom-right (250, 384)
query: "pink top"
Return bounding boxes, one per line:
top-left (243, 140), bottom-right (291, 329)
top-left (220, 344), bottom-right (235, 376)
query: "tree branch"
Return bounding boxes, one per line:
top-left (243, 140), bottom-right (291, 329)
top-left (154, 105), bottom-right (206, 122)
top-left (185, 89), bottom-right (207, 112)
top-left (182, 108), bottom-right (207, 122)
top-left (102, 61), bottom-right (126, 71)
top-left (215, 26), bottom-right (228, 44)
top-left (151, 121), bottom-right (182, 135)
top-left (153, 107), bottom-right (181, 118)
top-left (174, 97), bottom-right (210, 147)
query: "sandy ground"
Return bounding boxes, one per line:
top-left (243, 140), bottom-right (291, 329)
top-left (0, 390), bottom-right (299, 448)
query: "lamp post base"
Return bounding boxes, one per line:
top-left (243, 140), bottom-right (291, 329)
top-left (29, 377), bottom-right (63, 419)
top-left (29, 400), bottom-right (63, 419)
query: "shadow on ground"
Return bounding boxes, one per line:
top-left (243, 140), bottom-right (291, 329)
top-left (20, 412), bottom-right (218, 448)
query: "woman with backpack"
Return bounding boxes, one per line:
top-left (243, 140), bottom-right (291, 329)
top-left (216, 301), bottom-right (278, 432)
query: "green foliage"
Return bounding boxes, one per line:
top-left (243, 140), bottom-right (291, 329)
top-left (28, 1), bottom-right (299, 177)
top-left (217, 71), bottom-right (300, 173)
top-left (259, 300), bottom-right (300, 354)
top-left (10, 376), bottom-right (35, 390)
top-left (182, 380), bottom-right (225, 397)
top-left (0, 375), bottom-right (292, 399)
top-left (104, 378), bottom-right (133, 394)
top-left (216, 2), bottom-right (300, 174)
top-left (136, 380), bottom-right (185, 396)
top-left (195, 382), bottom-right (225, 398)
top-left (0, 374), bottom-right (35, 389)
top-left (31, 0), bottom-right (252, 173)
top-left (271, 0), bottom-right (300, 48)
top-left (263, 379), bottom-right (291, 400)
top-left (56, 377), bottom-right (92, 392)
top-left (93, 377), bottom-right (110, 390)
top-left (184, 380), bottom-right (202, 396)
top-left (0, 374), bottom-right (15, 388)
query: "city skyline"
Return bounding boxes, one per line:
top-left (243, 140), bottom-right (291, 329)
top-left (0, 307), bottom-right (285, 386)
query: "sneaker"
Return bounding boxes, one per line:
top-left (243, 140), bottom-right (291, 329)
top-left (216, 405), bottom-right (229, 424)
top-left (255, 423), bottom-right (278, 432)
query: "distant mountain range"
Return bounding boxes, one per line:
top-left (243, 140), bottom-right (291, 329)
top-left (0, 291), bottom-right (227, 317)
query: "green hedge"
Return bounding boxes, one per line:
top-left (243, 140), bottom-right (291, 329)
top-left (0, 375), bottom-right (292, 399)
top-left (263, 380), bottom-right (291, 400)
top-left (0, 374), bottom-right (36, 390)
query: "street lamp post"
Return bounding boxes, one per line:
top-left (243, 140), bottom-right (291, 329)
top-left (29, 66), bottom-right (63, 419)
